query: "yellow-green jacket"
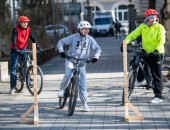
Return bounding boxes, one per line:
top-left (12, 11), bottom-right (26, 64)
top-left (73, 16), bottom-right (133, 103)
top-left (125, 23), bottom-right (166, 54)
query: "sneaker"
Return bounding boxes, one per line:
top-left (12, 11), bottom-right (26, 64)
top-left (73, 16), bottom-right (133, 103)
top-left (9, 88), bottom-right (15, 94)
top-left (29, 80), bottom-right (33, 86)
top-left (135, 80), bottom-right (147, 87)
top-left (83, 104), bottom-right (90, 112)
top-left (57, 90), bottom-right (64, 97)
top-left (135, 81), bottom-right (141, 87)
top-left (150, 97), bottom-right (162, 103)
top-left (29, 80), bottom-right (33, 88)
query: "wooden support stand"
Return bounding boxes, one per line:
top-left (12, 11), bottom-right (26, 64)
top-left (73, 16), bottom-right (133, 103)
top-left (123, 41), bottom-right (144, 122)
top-left (19, 43), bottom-right (39, 125)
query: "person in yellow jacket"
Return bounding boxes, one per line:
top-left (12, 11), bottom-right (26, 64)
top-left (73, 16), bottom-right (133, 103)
top-left (121, 9), bottom-right (166, 103)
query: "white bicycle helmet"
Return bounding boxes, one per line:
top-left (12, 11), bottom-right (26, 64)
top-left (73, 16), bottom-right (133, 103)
top-left (77, 21), bottom-right (92, 29)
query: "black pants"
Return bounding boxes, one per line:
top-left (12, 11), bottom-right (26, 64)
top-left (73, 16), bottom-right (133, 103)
top-left (137, 54), bottom-right (163, 98)
top-left (115, 29), bottom-right (121, 38)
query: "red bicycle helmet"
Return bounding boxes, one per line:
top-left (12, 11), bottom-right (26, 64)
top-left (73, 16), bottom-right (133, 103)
top-left (144, 9), bottom-right (158, 17)
top-left (18, 16), bottom-right (30, 22)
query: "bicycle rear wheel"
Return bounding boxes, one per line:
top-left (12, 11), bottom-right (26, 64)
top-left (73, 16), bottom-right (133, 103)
top-left (15, 64), bottom-right (24, 92)
top-left (161, 65), bottom-right (170, 98)
top-left (26, 65), bottom-right (44, 95)
top-left (68, 76), bottom-right (79, 116)
top-left (122, 69), bottom-right (137, 105)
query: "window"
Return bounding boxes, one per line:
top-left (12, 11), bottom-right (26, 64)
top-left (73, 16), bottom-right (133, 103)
top-left (114, 5), bottom-right (128, 22)
top-left (124, 12), bottom-right (128, 21)
top-left (118, 12), bottom-right (122, 21)
top-left (95, 18), bottom-right (112, 25)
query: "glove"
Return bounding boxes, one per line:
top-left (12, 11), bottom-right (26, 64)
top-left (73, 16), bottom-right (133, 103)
top-left (91, 58), bottom-right (97, 63)
top-left (151, 50), bottom-right (158, 56)
top-left (13, 46), bottom-right (19, 51)
top-left (120, 42), bottom-right (123, 52)
top-left (60, 52), bottom-right (66, 58)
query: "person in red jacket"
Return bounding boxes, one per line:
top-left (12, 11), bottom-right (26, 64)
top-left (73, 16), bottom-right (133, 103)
top-left (9, 15), bottom-right (41, 94)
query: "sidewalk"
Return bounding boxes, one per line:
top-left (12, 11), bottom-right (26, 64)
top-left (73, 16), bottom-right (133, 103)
top-left (0, 36), bottom-right (170, 130)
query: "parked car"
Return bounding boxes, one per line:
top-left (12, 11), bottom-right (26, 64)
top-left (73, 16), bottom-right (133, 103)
top-left (44, 24), bottom-right (69, 37)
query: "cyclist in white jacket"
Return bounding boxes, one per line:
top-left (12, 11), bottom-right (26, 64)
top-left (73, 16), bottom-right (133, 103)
top-left (57, 21), bottom-right (101, 112)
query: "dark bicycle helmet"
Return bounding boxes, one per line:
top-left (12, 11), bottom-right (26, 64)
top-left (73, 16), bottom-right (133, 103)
top-left (144, 9), bottom-right (158, 17)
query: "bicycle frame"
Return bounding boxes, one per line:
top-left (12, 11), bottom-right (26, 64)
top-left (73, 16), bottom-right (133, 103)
top-left (67, 56), bottom-right (89, 76)
top-left (66, 56), bottom-right (89, 93)
top-left (17, 49), bottom-right (33, 80)
top-left (15, 49), bottom-right (44, 95)
top-left (128, 46), bottom-right (153, 88)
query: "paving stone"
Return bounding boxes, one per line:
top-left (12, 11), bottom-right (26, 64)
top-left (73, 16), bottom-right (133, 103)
top-left (0, 36), bottom-right (170, 129)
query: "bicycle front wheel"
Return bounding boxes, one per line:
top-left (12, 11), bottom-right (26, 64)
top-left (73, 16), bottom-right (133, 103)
top-left (26, 65), bottom-right (44, 95)
top-left (68, 76), bottom-right (79, 116)
top-left (161, 65), bottom-right (170, 98)
top-left (122, 69), bottom-right (137, 105)
top-left (15, 64), bottom-right (24, 92)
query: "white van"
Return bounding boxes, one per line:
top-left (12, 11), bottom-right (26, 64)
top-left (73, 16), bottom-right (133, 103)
top-left (92, 12), bottom-right (114, 37)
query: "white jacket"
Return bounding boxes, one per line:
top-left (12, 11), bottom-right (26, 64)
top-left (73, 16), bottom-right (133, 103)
top-left (57, 33), bottom-right (101, 59)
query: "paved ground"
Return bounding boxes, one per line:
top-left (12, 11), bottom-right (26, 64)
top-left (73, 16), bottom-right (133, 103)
top-left (0, 36), bottom-right (170, 130)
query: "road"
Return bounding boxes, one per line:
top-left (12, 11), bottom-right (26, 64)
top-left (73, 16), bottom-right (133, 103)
top-left (0, 36), bottom-right (170, 130)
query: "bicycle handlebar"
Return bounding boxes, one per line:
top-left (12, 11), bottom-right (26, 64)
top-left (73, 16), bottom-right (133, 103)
top-left (16, 49), bottom-right (32, 54)
top-left (66, 56), bottom-right (90, 63)
top-left (16, 49), bottom-right (42, 54)
top-left (127, 44), bottom-right (152, 57)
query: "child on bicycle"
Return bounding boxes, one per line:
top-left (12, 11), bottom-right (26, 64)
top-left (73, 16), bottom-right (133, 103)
top-left (57, 20), bottom-right (101, 111)
top-left (9, 15), bottom-right (42, 94)
top-left (121, 9), bottom-right (166, 103)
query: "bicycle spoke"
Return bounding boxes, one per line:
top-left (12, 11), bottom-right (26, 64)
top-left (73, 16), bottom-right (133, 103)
top-left (15, 65), bottom-right (24, 92)
top-left (26, 65), bottom-right (43, 95)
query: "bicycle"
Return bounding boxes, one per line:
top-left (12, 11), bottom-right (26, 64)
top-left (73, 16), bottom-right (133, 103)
top-left (162, 56), bottom-right (170, 88)
top-left (15, 49), bottom-right (44, 95)
top-left (122, 44), bottom-right (170, 105)
top-left (58, 56), bottom-right (90, 116)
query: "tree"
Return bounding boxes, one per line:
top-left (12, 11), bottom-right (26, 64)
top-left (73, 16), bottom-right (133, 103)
top-left (17, 0), bottom-right (62, 48)
top-left (0, 0), bottom-right (12, 56)
top-left (148, 0), bottom-right (156, 9)
top-left (0, 0), bottom-right (12, 38)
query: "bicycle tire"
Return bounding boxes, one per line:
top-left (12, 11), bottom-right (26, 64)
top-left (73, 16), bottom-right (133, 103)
top-left (161, 65), bottom-right (170, 98)
top-left (15, 64), bottom-right (24, 92)
top-left (68, 76), bottom-right (79, 116)
top-left (122, 69), bottom-right (137, 105)
top-left (26, 65), bottom-right (44, 95)
top-left (59, 88), bottom-right (69, 109)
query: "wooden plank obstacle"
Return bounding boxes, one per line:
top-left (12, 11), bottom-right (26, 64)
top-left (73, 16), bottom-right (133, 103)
top-left (19, 43), bottom-right (39, 125)
top-left (123, 41), bottom-right (144, 122)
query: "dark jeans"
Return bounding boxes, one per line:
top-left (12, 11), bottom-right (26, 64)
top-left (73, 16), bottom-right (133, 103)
top-left (10, 49), bottom-right (27, 89)
top-left (137, 54), bottom-right (163, 98)
top-left (115, 29), bottom-right (121, 39)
